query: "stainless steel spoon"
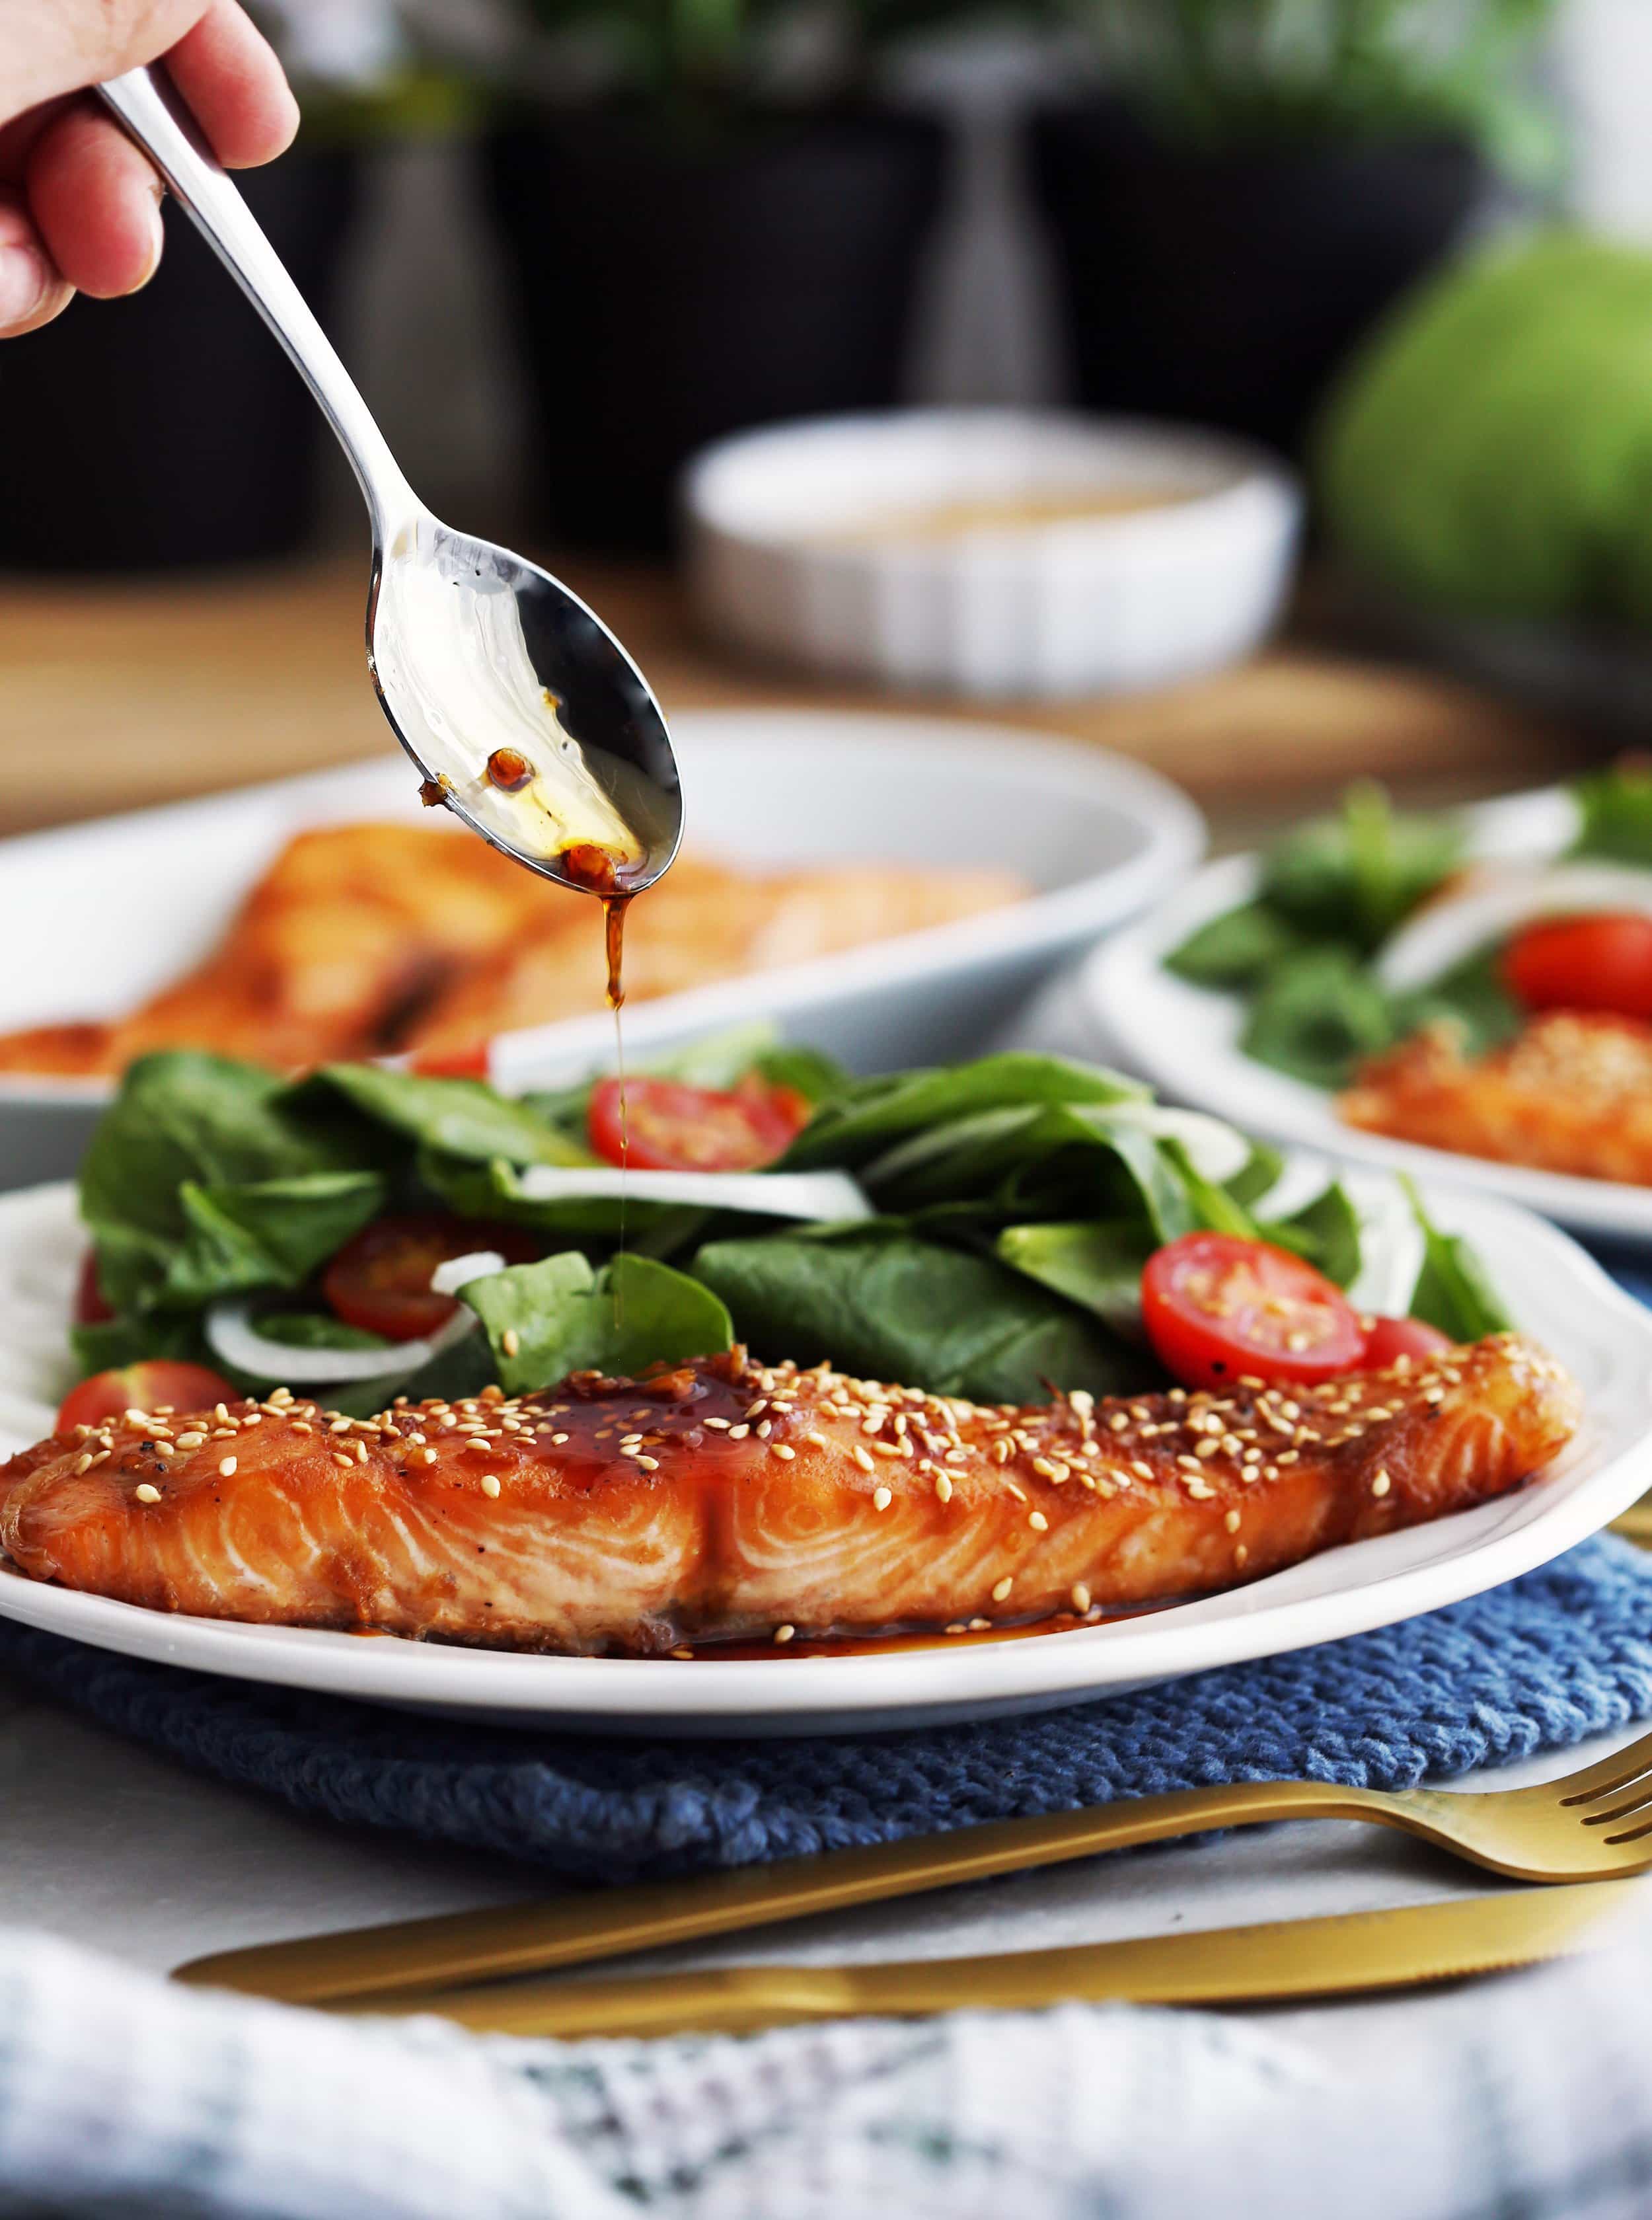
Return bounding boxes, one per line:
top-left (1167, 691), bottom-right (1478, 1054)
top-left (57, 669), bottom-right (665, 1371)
top-left (95, 65), bottom-right (682, 895)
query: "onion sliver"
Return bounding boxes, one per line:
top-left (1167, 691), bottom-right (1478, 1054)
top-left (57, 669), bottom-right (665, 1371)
top-left (204, 1296), bottom-right (476, 1386)
top-left (510, 1165), bottom-right (872, 1220)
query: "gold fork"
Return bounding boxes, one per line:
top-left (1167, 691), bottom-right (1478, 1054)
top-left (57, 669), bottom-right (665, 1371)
top-left (176, 1725), bottom-right (1652, 2009)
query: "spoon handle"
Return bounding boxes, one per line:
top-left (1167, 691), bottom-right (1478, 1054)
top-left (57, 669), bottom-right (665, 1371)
top-left (96, 65), bottom-right (417, 538)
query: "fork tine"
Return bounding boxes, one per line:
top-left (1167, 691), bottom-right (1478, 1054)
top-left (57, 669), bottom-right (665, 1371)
top-left (1581, 1780), bottom-right (1652, 1827)
top-left (1598, 1814), bottom-right (1652, 1850)
top-left (1556, 1728), bottom-right (1652, 1806)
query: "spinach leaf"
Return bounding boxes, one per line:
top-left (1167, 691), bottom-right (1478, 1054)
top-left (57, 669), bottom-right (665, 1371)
top-left (784, 1054), bottom-right (1145, 1170)
top-left (153, 1172), bottom-right (387, 1313)
top-left (1240, 946), bottom-right (1400, 1089)
top-left (459, 1252), bottom-right (733, 1396)
top-left (254, 1311), bottom-right (392, 1352)
top-left (295, 1065), bottom-right (593, 1168)
top-left (1571, 761), bottom-right (1652, 866)
top-left (1403, 1180), bottom-right (1514, 1341)
top-left (1166, 899), bottom-right (1307, 988)
top-left (995, 1219), bottom-right (1158, 1342)
top-left (693, 1231), bottom-right (1140, 1400)
top-left (1390, 946), bottom-right (1522, 1058)
top-left (1259, 1182), bottom-right (1363, 1289)
top-left (1261, 783), bottom-right (1462, 952)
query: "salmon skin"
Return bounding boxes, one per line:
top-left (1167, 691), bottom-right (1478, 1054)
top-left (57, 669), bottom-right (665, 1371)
top-left (0, 1337), bottom-right (1579, 1656)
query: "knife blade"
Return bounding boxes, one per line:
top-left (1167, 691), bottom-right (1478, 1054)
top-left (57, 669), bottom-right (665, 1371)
top-left (342, 1882), bottom-right (1632, 2040)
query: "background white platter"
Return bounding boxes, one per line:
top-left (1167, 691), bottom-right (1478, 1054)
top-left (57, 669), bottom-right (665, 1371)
top-left (0, 1176), bottom-right (1644, 1738)
top-left (0, 708), bottom-right (1203, 1188)
top-left (1084, 787), bottom-right (1652, 1243)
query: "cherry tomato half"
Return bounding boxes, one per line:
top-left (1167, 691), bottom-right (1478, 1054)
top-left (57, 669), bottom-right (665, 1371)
top-left (1141, 1232), bottom-right (1367, 1391)
top-left (56, 1360), bottom-right (237, 1435)
top-left (1504, 913), bottom-right (1652, 1022)
top-left (1361, 1315), bottom-right (1452, 1369)
top-left (73, 1250), bottom-right (113, 1326)
top-left (322, 1215), bottom-right (539, 1343)
top-left (587, 1075), bottom-right (811, 1173)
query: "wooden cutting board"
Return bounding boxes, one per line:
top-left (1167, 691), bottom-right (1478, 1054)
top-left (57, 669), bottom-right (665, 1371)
top-left (0, 556), bottom-right (1583, 842)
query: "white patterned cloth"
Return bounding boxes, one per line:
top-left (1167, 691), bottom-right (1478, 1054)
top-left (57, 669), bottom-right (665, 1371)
top-left (0, 1894), bottom-right (1647, 2220)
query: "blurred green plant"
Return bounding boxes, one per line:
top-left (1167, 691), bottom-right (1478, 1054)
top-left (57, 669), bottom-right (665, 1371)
top-left (1067, 0), bottom-right (1558, 173)
top-left (507, 0), bottom-right (1057, 116)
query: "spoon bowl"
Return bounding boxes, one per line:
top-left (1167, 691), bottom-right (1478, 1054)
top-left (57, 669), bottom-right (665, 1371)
top-left (97, 65), bottom-right (683, 897)
top-left (369, 513), bottom-right (681, 891)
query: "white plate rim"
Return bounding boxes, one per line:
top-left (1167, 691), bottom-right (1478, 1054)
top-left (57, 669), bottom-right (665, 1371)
top-left (0, 1174), bottom-right (1645, 1735)
top-left (1084, 787), bottom-right (1652, 1242)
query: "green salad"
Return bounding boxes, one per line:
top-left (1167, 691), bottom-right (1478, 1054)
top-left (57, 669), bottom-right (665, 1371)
top-left (1165, 764), bottom-right (1652, 1091)
top-left (69, 1026), bottom-right (1509, 1417)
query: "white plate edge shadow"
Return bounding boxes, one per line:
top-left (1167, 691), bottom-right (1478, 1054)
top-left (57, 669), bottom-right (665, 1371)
top-left (0, 710), bottom-right (1207, 1108)
top-left (1083, 789), bottom-right (1652, 1243)
top-left (0, 1176), bottom-right (1646, 1735)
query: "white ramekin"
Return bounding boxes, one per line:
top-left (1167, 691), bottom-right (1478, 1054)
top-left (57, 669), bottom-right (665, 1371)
top-left (683, 408), bottom-right (1303, 699)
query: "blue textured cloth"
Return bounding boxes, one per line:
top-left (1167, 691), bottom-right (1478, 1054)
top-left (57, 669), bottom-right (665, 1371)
top-left (1, 1535), bottom-right (1651, 1886)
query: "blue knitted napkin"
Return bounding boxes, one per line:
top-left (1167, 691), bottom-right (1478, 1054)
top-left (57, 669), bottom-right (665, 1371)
top-left (0, 1535), bottom-right (1649, 1886)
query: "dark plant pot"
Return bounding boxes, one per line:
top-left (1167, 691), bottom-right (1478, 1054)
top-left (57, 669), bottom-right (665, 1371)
top-left (1029, 100), bottom-right (1486, 457)
top-left (0, 149), bottom-right (360, 572)
top-left (484, 108), bottom-right (948, 553)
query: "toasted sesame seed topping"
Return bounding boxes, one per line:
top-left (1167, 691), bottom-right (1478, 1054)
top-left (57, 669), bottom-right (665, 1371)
top-left (1224, 1508), bottom-right (1241, 1533)
top-left (991, 1576), bottom-right (1014, 1603)
top-left (772, 1624), bottom-right (796, 1644)
top-left (1371, 1469), bottom-right (1392, 1498)
top-left (501, 1329), bottom-right (521, 1359)
top-left (480, 1474), bottom-right (502, 1498)
top-left (1028, 1511), bottom-right (1049, 1532)
top-left (852, 1445), bottom-right (876, 1473)
top-left (872, 1484), bottom-right (893, 1512)
top-left (133, 1482), bottom-right (161, 1504)
top-left (1071, 1582), bottom-right (1091, 1613)
top-left (219, 1457), bottom-right (237, 1478)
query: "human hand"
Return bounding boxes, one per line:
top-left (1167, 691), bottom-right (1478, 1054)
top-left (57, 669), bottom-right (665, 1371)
top-left (0, 1), bottom-right (297, 338)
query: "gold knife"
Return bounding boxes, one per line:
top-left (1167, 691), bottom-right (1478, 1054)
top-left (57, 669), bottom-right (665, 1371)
top-left (336, 1882), bottom-right (1629, 2040)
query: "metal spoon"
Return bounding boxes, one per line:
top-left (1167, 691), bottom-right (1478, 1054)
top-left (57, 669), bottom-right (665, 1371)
top-left (95, 65), bottom-right (682, 896)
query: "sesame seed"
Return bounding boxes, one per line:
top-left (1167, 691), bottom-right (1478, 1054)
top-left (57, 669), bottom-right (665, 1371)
top-left (671, 1647), bottom-right (695, 1662)
top-left (873, 1484), bottom-right (893, 1511)
top-left (772, 1443), bottom-right (796, 1461)
top-left (219, 1457), bottom-right (237, 1478)
top-left (1071, 1582), bottom-right (1091, 1613)
top-left (333, 1454), bottom-right (353, 1471)
top-left (991, 1576), bottom-right (1014, 1603)
top-left (133, 1483), bottom-right (161, 1504)
top-left (702, 1416), bottom-right (730, 1430)
top-left (174, 1432), bottom-right (205, 1450)
top-left (729, 1424), bottom-right (751, 1441)
top-left (480, 1474), bottom-right (502, 1498)
top-left (551, 1433), bottom-right (570, 1446)
top-left (501, 1329), bottom-right (521, 1359)
top-left (1234, 1543), bottom-right (1249, 1568)
top-left (1371, 1469), bottom-right (1392, 1498)
top-left (1131, 1460), bottom-right (1154, 1481)
top-left (419, 1447), bottom-right (438, 1465)
top-left (72, 1452), bottom-right (92, 1475)
top-left (1028, 1511), bottom-right (1049, 1532)
top-left (852, 1445), bottom-right (875, 1473)
top-left (1224, 1508), bottom-right (1241, 1533)
top-left (636, 1455), bottom-right (659, 1472)
top-left (772, 1624), bottom-right (796, 1645)
top-left (935, 1473), bottom-right (954, 1504)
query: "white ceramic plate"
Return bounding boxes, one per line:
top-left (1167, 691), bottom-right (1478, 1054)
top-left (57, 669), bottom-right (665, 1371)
top-left (0, 1175), bottom-right (1645, 1737)
top-left (1085, 786), bottom-right (1652, 1243)
top-left (0, 708), bottom-right (1203, 1190)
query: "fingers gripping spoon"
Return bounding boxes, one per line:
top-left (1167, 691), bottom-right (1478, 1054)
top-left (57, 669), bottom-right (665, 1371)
top-left (96, 66), bottom-right (682, 897)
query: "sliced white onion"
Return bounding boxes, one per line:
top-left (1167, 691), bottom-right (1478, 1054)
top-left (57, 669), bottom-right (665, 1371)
top-left (1343, 1176), bottom-right (1427, 1321)
top-left (430, 1250), bottom-right (506, 1296)
top-left (1376, 862), bottom-right (1652, 994)
top-left (204, 1295), bottom-right (477, 1386)
top-left (509, 1165), bottom-right (872, 1221)
top-left (1088, 1100), bottom-right (1254, 1185)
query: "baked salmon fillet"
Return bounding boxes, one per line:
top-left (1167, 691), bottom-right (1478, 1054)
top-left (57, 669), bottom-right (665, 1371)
top-left (1341, 1011), bottom-right (1652, 1184)
top-left (0, 1337), bottom-right (1578, 1654)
